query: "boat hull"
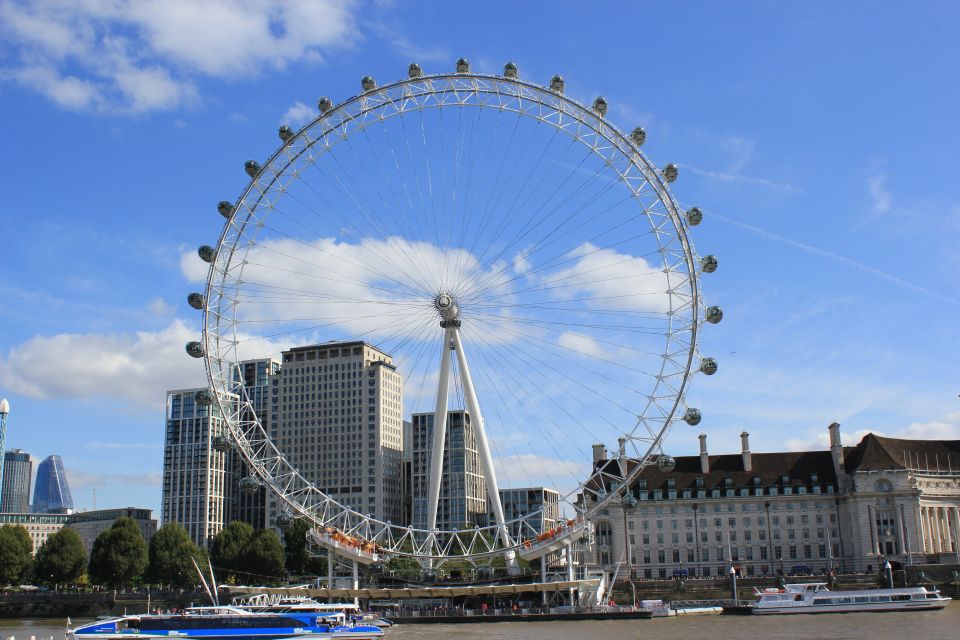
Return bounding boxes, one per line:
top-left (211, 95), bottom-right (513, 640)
top-left (753, 600), bottom-right (950, 614)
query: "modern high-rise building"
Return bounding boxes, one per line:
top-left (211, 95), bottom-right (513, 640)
top-left (496, 487), bottom-right (562, 541)
top-left (1, 449), bottom-right (33, 513)
top-left (32, 455), bottom-right (73, 514)
top-left (411, 410), bottom-right (487, 532)
top-left (229, 358), bottom-right (280, 530)
top-left (267, 342), bottom-right (404, 528)
top-left (0, 397), bottom-right (10, 509)
top-left (162, 388), bottom-right (234, 548)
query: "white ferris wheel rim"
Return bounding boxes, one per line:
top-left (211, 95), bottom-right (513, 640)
top-left (198, 68), bottom-right (706, 561)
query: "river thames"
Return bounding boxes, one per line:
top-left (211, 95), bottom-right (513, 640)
top-left (2, 604), bottom-right (959, 640)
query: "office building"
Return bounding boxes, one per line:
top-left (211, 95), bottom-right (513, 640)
top-left (162, 388), bottom-right (234, 548)
top-left (0, 512), bottom-right (68, 553)
top-left (585, 424), bottom-right (960, 578)
top-left (411, 410), bottom-right (487, 531)
top-left (267, 342), bottom-right (404, 528)
top-left (1, 449), bottom-right (32, 513)
top-left (229, 358), bottom-right (280, 530)
top-left (66, 507), bottom-right (157, 555)
top-left (497, 487), bottom-right (562, 542)
top-left (32, 454), bottom-right (73, 514)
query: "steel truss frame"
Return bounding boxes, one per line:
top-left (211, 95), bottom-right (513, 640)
top-left (201, 71), bottom-right (703, 562)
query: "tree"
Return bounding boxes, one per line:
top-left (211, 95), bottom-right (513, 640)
top-left (34, 527), bottom-right (86, 588)
top-left (210, 521), bottom-right (254, 581)
top-left (148, 523), bottom-right (205, 588)
top-left (244, 529), bottom-right (284, 583)
top-left (284, 518), bottom-right (326, 576)
top-left (0, 525), bottom-right (33, 585)
top-left (87, 517), bottom-right (148, 589)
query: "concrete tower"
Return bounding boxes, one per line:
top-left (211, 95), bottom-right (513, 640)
top-left (0, 398), bottom-right (10, 509)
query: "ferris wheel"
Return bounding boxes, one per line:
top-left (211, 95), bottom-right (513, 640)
top-left (186, 59), bottom-right (720, 569)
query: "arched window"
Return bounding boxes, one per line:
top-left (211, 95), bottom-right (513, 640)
top-left (874, 479), bottom-right (893, 493)
top-left (596, 521), bottom-right (613, 546)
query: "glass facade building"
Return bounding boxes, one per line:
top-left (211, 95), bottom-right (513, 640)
top-left (32, 454), bottom-right (73, 514)
top-left (0, 449), bottom-right (32, 513)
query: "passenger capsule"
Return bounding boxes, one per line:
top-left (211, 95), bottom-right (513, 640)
top-left (503, 61), bottom-right (519, 78)
top-left (657, 455), bottom-right (676, 473)
top-left (211, 435), bottom-right (230, 452)
top-left (317, 96), bottom-right (333, 113)
top-left (239, 476), bottom-right (260, 494)
top-left (705, 306), bottom-right (724, 324)
top-left (663, 163), bottom-right (679, 183)
top-left (683, 408), bottom-right (702, 426)
top-left (549, 75), bottom-right (565, 93)
top-left (361, 76), bottom-right (377, 92)
top-left (592, 96), bottom-right (608, 116)
top-left (686, 207), bottom-right (703, 226)
top-left (422, 569), bottom-right (438, 582)
top-left (630, 127), bottom-right (646, 146)
top-left (217, 200), bottom-right (234, 218)
top-left (477, 566), bottom-right (493, 579)
top-left (408, 63), bottom-right (423, 78)
top-left (194, 389), bottom-right (214, 405)
top-left (185, 341), bottom-right (205, 358)
top-left (244, 160), bottom-right (261, 178)
top-left (275, 513), bottom-right (292, 528)
top-left (278, 125), bottom-right (294, 142)
top-left (456, 58), bottom-right (470, 73)
top-left (700, 357), bottom-right (719, 375)
top-left (187, 293), bottom-right (205, 310)
top-left (623, 495), bottom-right (638, 509)
top-left (701, 255), bottom-right (718, 273)
top-left (198, 245), bottom-right (215, 263)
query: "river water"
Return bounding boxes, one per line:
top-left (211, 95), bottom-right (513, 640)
top-left (3, 604), bottom-right (959, 640)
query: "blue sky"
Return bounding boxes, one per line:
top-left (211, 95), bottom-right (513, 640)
top-left (1, 1), bottom-right (959, 518)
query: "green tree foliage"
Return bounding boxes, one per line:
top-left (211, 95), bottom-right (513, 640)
top-left (244, 529), bottom-right (285, 582)
top-left (148, 523), bottom-right (205, 588)
top-left (0, 525), bottom-right (33, 585)
top-left (34, 527), bottom-right (86, 588)
top-left (283, 518), bottom-right (326, 576)
top-left (210, 521), bottom-right (254, 581)
top-left (88, 517), bottom-right (149, 589)
top-left (211, 522), bottom-right (285, 584)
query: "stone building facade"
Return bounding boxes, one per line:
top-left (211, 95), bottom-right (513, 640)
top-left (585, 424), bottom-right (960, 578)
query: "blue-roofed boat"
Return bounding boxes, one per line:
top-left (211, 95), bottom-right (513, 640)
top-left (68, 605), bottom-right (385, 639)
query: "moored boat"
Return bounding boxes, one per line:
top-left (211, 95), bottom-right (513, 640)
top-left (752, 582), bottom-right (950, 614)
top-left (68, 605), bottom-right (385, 639)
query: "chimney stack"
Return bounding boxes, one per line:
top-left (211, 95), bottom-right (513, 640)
top-left (741, 431), bottom-right (752, 472)
top-left (618, 437), bottom-right (627, 458)
top-left (592, 443), bottom-right (608, 465)
top-left (828, 422), bottom-right (844, 468)
top-left (699, 433), bottom-right (710, 473)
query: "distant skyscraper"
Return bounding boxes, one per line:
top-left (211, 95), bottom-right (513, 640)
top-left (267, 342), bottom-right (404, 528)
top-left (0, 449), bottom-right (33, 513)
top-left (32, 455), bottom-right (73, 514)
top-left (411, 410), bottom-right (487, 532)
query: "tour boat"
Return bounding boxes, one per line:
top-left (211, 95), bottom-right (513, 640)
top-left (752, 582), bottom-right (950, 614)
top-left (68, 605), bottom-right (385, 639)
top-left (235, 595), bottom-right (394, 627)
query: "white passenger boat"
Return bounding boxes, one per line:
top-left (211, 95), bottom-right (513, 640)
top-left (752, 582), bottom-right (950, 614)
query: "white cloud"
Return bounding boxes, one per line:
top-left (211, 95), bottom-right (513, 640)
top-left (545, 242), bottom-right (670, 313)
top-left (0, 319), bottom-right (205, 409)
top-left (557, 332), bottom-right (608, 359)
top-left (868, 174), bottom-right (892, 214)
top-left (281, 101), bottom-right (316, 127)
top-left (147, 297), bottom-right (173, 316)
top-left (0, 0), bottom-right (359, 113)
